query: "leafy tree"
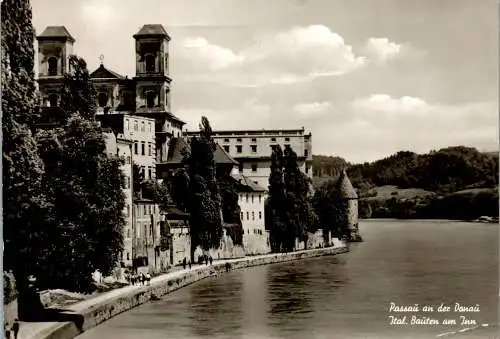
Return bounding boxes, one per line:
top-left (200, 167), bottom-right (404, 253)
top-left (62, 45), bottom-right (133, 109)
top-left (142, 179), bottom-right (171, 210)
top-left (217, 174), bottom-right (244, 245)
top-left (266, 145), bottom-right (287, 252)
top-left (132, 162), bottom-right (145, 198)
top-left (2, 0), bottom-right (49, 317)
top-left (35, 56), bottom-right (126, 292)
top-left (183, 117), bottom-right (223, 251)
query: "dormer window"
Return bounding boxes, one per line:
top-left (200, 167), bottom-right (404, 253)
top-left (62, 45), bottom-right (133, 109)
top-left (98, 92), bottom-right (108, 107)
top-left (146, 91), bottom-right (156, 108)
top-left (48, 57), bottom-right (57, 76)
top-left (48, 93), bottom-right (58, 107)
top-left (145, 54), bottom-right (155, 73)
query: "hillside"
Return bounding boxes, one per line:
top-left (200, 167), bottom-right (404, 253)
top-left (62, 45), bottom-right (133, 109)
top-left (312, 147), bottom-right (499, 220)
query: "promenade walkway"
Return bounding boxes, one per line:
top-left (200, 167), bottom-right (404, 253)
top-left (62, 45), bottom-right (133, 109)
top-left (15, 247), bottom-right (347, 339)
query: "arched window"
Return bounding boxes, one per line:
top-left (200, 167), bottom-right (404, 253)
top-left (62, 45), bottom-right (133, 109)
top-left (98, 92), bottom-right (108, 107)
top-left (48, 57), bottom-right (58, 76)
top-left (145, 54), bottom-right (155, 73)
top-left (146, 91), bottom-right (156, 108)
top-left (48, 94), bottom-right (58, 107)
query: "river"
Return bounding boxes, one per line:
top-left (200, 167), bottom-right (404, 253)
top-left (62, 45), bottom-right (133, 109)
top-left (77, 220), bottom-right (499, 339)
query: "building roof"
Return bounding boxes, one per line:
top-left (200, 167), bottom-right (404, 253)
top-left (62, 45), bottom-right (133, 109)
top-left (186, 127), bottom-right (306, 136)
top-left (90, 64), bottom-right (124, 80)
top-left (133, 24), bottom-right (170, 39)
top-left (165, 137), bottom-right (238, 166)
top-left (337, 170), bottom-right (358, 200)
top-left (232, 174), bottom-right (267, 192)
top-left (37, 26), bottom-right (75, 42)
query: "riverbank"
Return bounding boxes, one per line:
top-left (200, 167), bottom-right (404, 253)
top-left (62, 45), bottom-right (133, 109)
top-left (18, 243), bottom-right (348, 339)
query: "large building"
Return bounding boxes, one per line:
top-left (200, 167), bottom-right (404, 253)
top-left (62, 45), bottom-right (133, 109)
top-left (36, 24), bottom-right (185, 177)
top-left (186, 129), bottom-right (313, 189)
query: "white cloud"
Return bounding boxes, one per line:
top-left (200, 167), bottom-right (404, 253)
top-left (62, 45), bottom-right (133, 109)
top-left (176, 25), bottom-right (367, 86)
top-left (352, 94), bottom-right (428, 112)
top-left (293, 102), bottom-right (334, 117)
top-left (182, 37), bottom-right (244, 71)
top-left (364, 38), bottom-right (405, 62)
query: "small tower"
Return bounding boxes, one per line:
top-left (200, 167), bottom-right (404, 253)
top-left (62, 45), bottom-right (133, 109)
top-left (36, 26), bottom-right (75, 108)
top-left (337, 169), bottom-right (363, 242)
top-left (133, 24), bottom-right (172, 113)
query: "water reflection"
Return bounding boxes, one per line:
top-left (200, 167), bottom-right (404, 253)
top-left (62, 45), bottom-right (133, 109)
top-left (186, 272), bottom-right (244, 338)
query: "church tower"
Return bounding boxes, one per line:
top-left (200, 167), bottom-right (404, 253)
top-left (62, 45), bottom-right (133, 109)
top-left (132, 24), bottom-right (185, 177)
top-left (36, 26), bottom-right (75, 108)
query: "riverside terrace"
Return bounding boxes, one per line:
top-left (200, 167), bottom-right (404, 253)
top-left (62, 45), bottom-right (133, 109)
top-left (15, 244), bottom-right (347, 339)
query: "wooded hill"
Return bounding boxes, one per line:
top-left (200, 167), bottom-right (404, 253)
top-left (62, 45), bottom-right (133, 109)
top-left (312, 147), bottom-right (499, 220)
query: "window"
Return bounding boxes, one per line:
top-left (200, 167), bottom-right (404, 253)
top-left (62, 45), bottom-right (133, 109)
top-left (236, 145), bottom-right (242, 153)
top-left (148, 122), bottom-right (152, 132)
top-left (148, 143), bottom-right (152, 156)
top-left (98, 92), bottom-right (108, 107)
top-left (240, 212), bottom-right (243, 220)
top-left (238, 163), bottom-right (243, 172)
top-left (251, 138), bottom-right (257, 143)
top-left (236, 138), bottom-right (242, 143)
top-left (246, 211), bottom-right (249, 220)
top-left (259, 211), bottom-right (262, 219)
top-left (48, 57), bottom-right (57, 76)
top-left (126, 156), bottom-right (131, 164)
top-left (251, 164), bottom-right (257, 172)
top-left (271, 137), bottom-right (276, 142)
top-left (141, 121), bottom-right (145, 132)
top-left (259, 194), bottom-right (262, 203)
top-left (251, 145), bottom-right (257, 153)
top-left (223, 145), bottom-right (229, 152)
top-left (126, 252), bottom-right (130, 261)
top-left (126, 119), bottom-right (130, 131)
top-left (134, 120), bottom-right (138, 131)
top-left (306, 165), bottom-right (309, 174)
top-left (134, 142), bottom-right (138, 155)
top-left (285, 137), bottom-right (290, 141)
top-left (48, 94), bottom-right (58, 107)
top-left (224, 138), bottom-right (230, 143)
top-left (143, 204), bottom-right (147, 215)
top-left (251, 195), bottom-right (254, 203)
top-left (146, 91), bottom-right (156, 108)
top-left (141, 142), bottom-right (145, 155)
top-left (305, 149), bottom-right (309, 157)
top-left (145, 54), bottom-right (155, 73)
top-left (148, 167), bottom-right (152, 179)
top-left (246, 194), bottom-right (249, 203)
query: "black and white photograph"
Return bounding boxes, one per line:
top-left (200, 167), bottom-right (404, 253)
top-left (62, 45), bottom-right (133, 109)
top-left (2, 0), bottom-right (498, 338)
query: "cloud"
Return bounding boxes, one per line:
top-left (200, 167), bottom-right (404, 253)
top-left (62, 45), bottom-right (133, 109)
top-left (364, 38), bottom-right (406, 62)
top-left (182, 37), bottom-right (244, 71)
top-left (352, 94), bottom-right (428, 112)
top-left (293, 102), bottom-right (334, 117)
top-left (175, 25), bottom-right (367, 86)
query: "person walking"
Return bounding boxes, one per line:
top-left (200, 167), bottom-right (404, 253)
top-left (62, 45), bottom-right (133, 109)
top-left (182, 258), bottom-right (186, 270)
top-left (209, 257), bottom-right (213, 265)
top-left (12, 319), bottom-right (19, 339)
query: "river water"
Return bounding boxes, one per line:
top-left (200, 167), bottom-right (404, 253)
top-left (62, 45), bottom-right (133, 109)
top-left (78, 220), bottom-right (499, 339)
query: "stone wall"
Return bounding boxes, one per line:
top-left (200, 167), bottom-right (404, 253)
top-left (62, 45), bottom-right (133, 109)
top-left (28, 244), bottom-right (348, 339)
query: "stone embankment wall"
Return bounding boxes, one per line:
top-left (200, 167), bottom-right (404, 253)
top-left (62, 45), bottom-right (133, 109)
top-left (27, 245), bottom-right (348, 339)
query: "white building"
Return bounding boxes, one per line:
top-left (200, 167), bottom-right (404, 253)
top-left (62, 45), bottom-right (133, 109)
top-left (234, 175), bottom-right (270, 255)
top-left (102, 129), bottom-right (134, 267)
top-left (187, 128), bottom-right (313, 190)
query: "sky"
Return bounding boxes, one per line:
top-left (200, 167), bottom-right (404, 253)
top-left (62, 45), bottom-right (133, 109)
top-left (31, 0), bottom-right (498, 163)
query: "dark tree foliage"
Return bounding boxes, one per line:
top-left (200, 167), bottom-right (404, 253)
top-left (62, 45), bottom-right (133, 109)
top-left (217, 174), bottom-right (244, 245)
top-left (182, 117), bottom-right (223, 251)
top-left (266, 146), bottom-right (287, 252)
top-left (59, 55), bottom-right (98, 121)
top-left (2, 0), bottom-right (48, 303)
top-left (141, 179), bottom-right (170, 210)
top-left (37, 116), bottom-right (126, 292)
top-left (282, 145), bottom-right (313, 249)
top-left (169, 167), bottom-right (191, 212)
top-left (34, 55), bottom-right (126, 292)
top-left (132, 163), bottom-right (145, 198)
top-left (312, 180), bottom-right (351, 239)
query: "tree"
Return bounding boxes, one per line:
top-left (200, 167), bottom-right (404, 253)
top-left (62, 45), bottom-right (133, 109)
top-left (313, 180), bottom-right (351, 239)
top-left (282, 145), bottom-right (315, 250)
top-left (132, 162), bottom-right (145, 199)
top-left (217, 174), bottom-right (244, 245)
top-left (266, 145), bottom-right (287, 252)
top-left (183, 117), bottom-right (223, 251)
top-left (2, 0), bottom-right (49, 316)
top-left (142, 179), bottom-right (171, 210)
top-left (35, 56), bottom-right (126, 292)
